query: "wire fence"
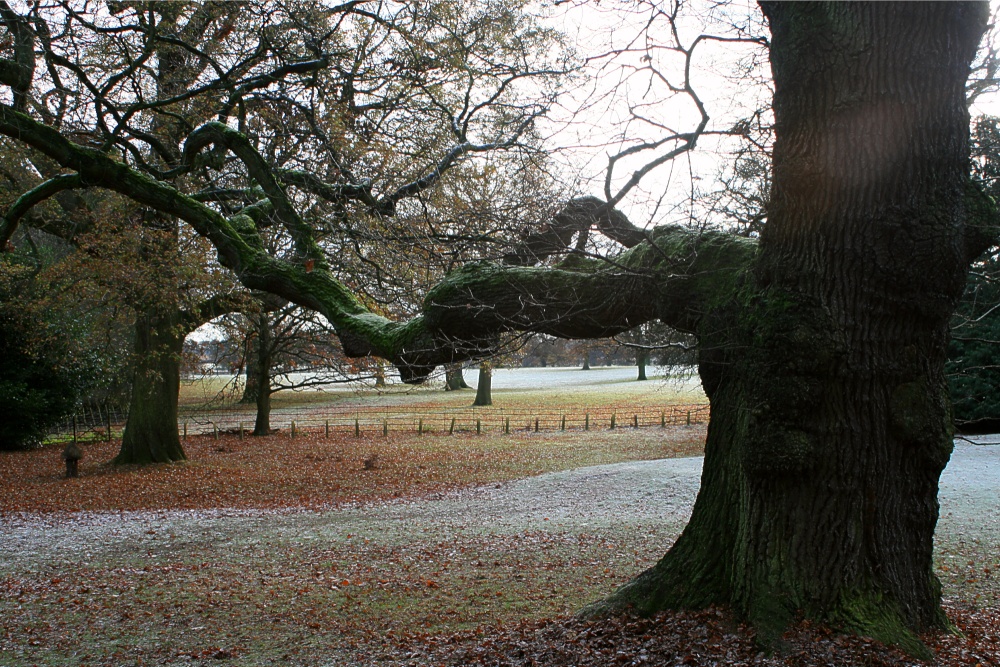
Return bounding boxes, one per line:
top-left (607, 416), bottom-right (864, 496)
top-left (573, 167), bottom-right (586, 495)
top-left (177, 403), bottom-right (711, 439)
top-left (49, 402), bottom-right (710, 442)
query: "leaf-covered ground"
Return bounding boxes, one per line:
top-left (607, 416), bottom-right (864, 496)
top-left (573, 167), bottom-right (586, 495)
top-left (0, 426), bottom-right (704, 512)
top-left (2, 427), bottom-right (998, 666)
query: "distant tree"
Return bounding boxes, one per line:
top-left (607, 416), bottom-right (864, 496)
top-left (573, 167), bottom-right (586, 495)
top-left (444, 363), bottom-right (471, 391)
top-left (948, 116), bottom-right (1000, 430)
top-left (947, 252), bottom-right (1000, 430)
top-left (472, 361), bottom-right (493, 407)
top-left (218, 301), bottom-right (362, 435)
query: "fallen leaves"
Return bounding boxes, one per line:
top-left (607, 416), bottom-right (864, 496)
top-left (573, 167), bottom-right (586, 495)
top-left (379, 604), bottom-right (1000, 666)
top-left (0, 427), bottom-right (705, 513)
top-left (2, 427), bottom-right (997, 665)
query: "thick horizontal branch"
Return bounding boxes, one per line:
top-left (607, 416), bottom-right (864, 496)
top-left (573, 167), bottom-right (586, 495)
top-left (0, 103), bottom-right (755, 384)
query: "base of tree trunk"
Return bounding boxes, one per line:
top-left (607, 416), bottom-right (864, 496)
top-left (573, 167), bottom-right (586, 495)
top-left (114, 315), bottom-right (186, 465)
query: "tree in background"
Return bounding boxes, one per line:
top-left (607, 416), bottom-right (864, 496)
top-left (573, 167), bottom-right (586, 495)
top-left (0, 0), bottom-right (567, 462)
top-left (0, 259), bottom-right (86, 448)
top-left (948, 115), bottom-right (1000, 430)
top-left (218, 300), bottom-right (362, 436)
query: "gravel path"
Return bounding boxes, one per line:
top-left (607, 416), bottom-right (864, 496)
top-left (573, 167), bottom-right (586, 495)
top-left (2, 441), bottom-right (996, 569)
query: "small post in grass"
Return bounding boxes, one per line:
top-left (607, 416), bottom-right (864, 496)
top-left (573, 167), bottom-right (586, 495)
top-left (183, 422), bottom-right (188, 440)
top-left (686, 410), bottom-right (691, 426)
top-left (449, 417), bottom-right (456, 435)
top-left (633, 414), bottom-right (639, 429)
top-left (561, 415), bottom-right (566, 431)
top-left (62, 440), bottom-right (82, 478)
top-left (383, 419), bottom-right (388, 437)
top-left (504, 417), bottom-right (510, 434)
top-left (610, 413), bottom-right (616, 430)
top-left (213, 422), bottom-right (219, 440)
top-left (325, 420), bottom-right (330, 438)
top-left (534, 418), bottom-right (539, 432)
top-left (355, 418), bottom-right (360, 438)
top-left (585, 413), bottom-right (589, 431)
top-left (239, 422), bottom-right (244, 440)
top-left (476, 418), bottom-right (481, 435)
top-left (291, 421), bottom-right (297, 438)
top-left (418, 418), bottom-right (423, 436)
top-left (661, 411), bottom-right (666, 428)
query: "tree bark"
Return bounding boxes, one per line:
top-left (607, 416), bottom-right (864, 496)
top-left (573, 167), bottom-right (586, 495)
top-left (584, 3), bottom-right (990, 654)
top-left (473, 362), bottom-right (493, 406)
top-left (240, 333), bottom-right (260, 404)
top-left (115, 312), bottom-right (186, 464)
top-left (252, 311), bottom-right (273, 436)
top-left (635, 349), bottom-right (648, 381)
top-left (444, 363), bottom-right (469, 390)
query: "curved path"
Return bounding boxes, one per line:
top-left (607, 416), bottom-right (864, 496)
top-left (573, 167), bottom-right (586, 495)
top-left (1, 442), bottom-right (996, 567)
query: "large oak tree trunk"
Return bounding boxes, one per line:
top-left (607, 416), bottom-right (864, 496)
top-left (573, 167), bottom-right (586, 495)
top-left (115, 312), bottom-right (186, 464)
top-left (588, 3), bottom-right (988, 653)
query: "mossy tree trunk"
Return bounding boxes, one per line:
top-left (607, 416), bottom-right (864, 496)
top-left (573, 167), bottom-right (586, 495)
top-left (473, 362), bottom-right (493, 406)
top-left (115, 311), bottom-right (186, 464)
top-left (586, 3), bottom-right (990, 652)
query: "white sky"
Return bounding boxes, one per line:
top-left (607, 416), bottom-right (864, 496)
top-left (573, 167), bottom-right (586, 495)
top-left (538, 0), bottom-right (1000, 230)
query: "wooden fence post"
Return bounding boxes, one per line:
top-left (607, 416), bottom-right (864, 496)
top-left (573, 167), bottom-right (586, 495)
top-left (610, 414), bottom-right (616, 430)
top-left (449, 417), bottom-right (456, 435)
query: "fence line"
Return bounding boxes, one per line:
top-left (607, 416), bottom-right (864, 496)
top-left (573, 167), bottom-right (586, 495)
top-left (48, 402), bottom-right (710, 442)
top-left (178, 404), bottom-right (710, 438)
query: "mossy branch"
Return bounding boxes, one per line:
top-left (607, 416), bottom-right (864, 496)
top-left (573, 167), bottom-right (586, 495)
top-left (0, 103), bottom-right (755, 383)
